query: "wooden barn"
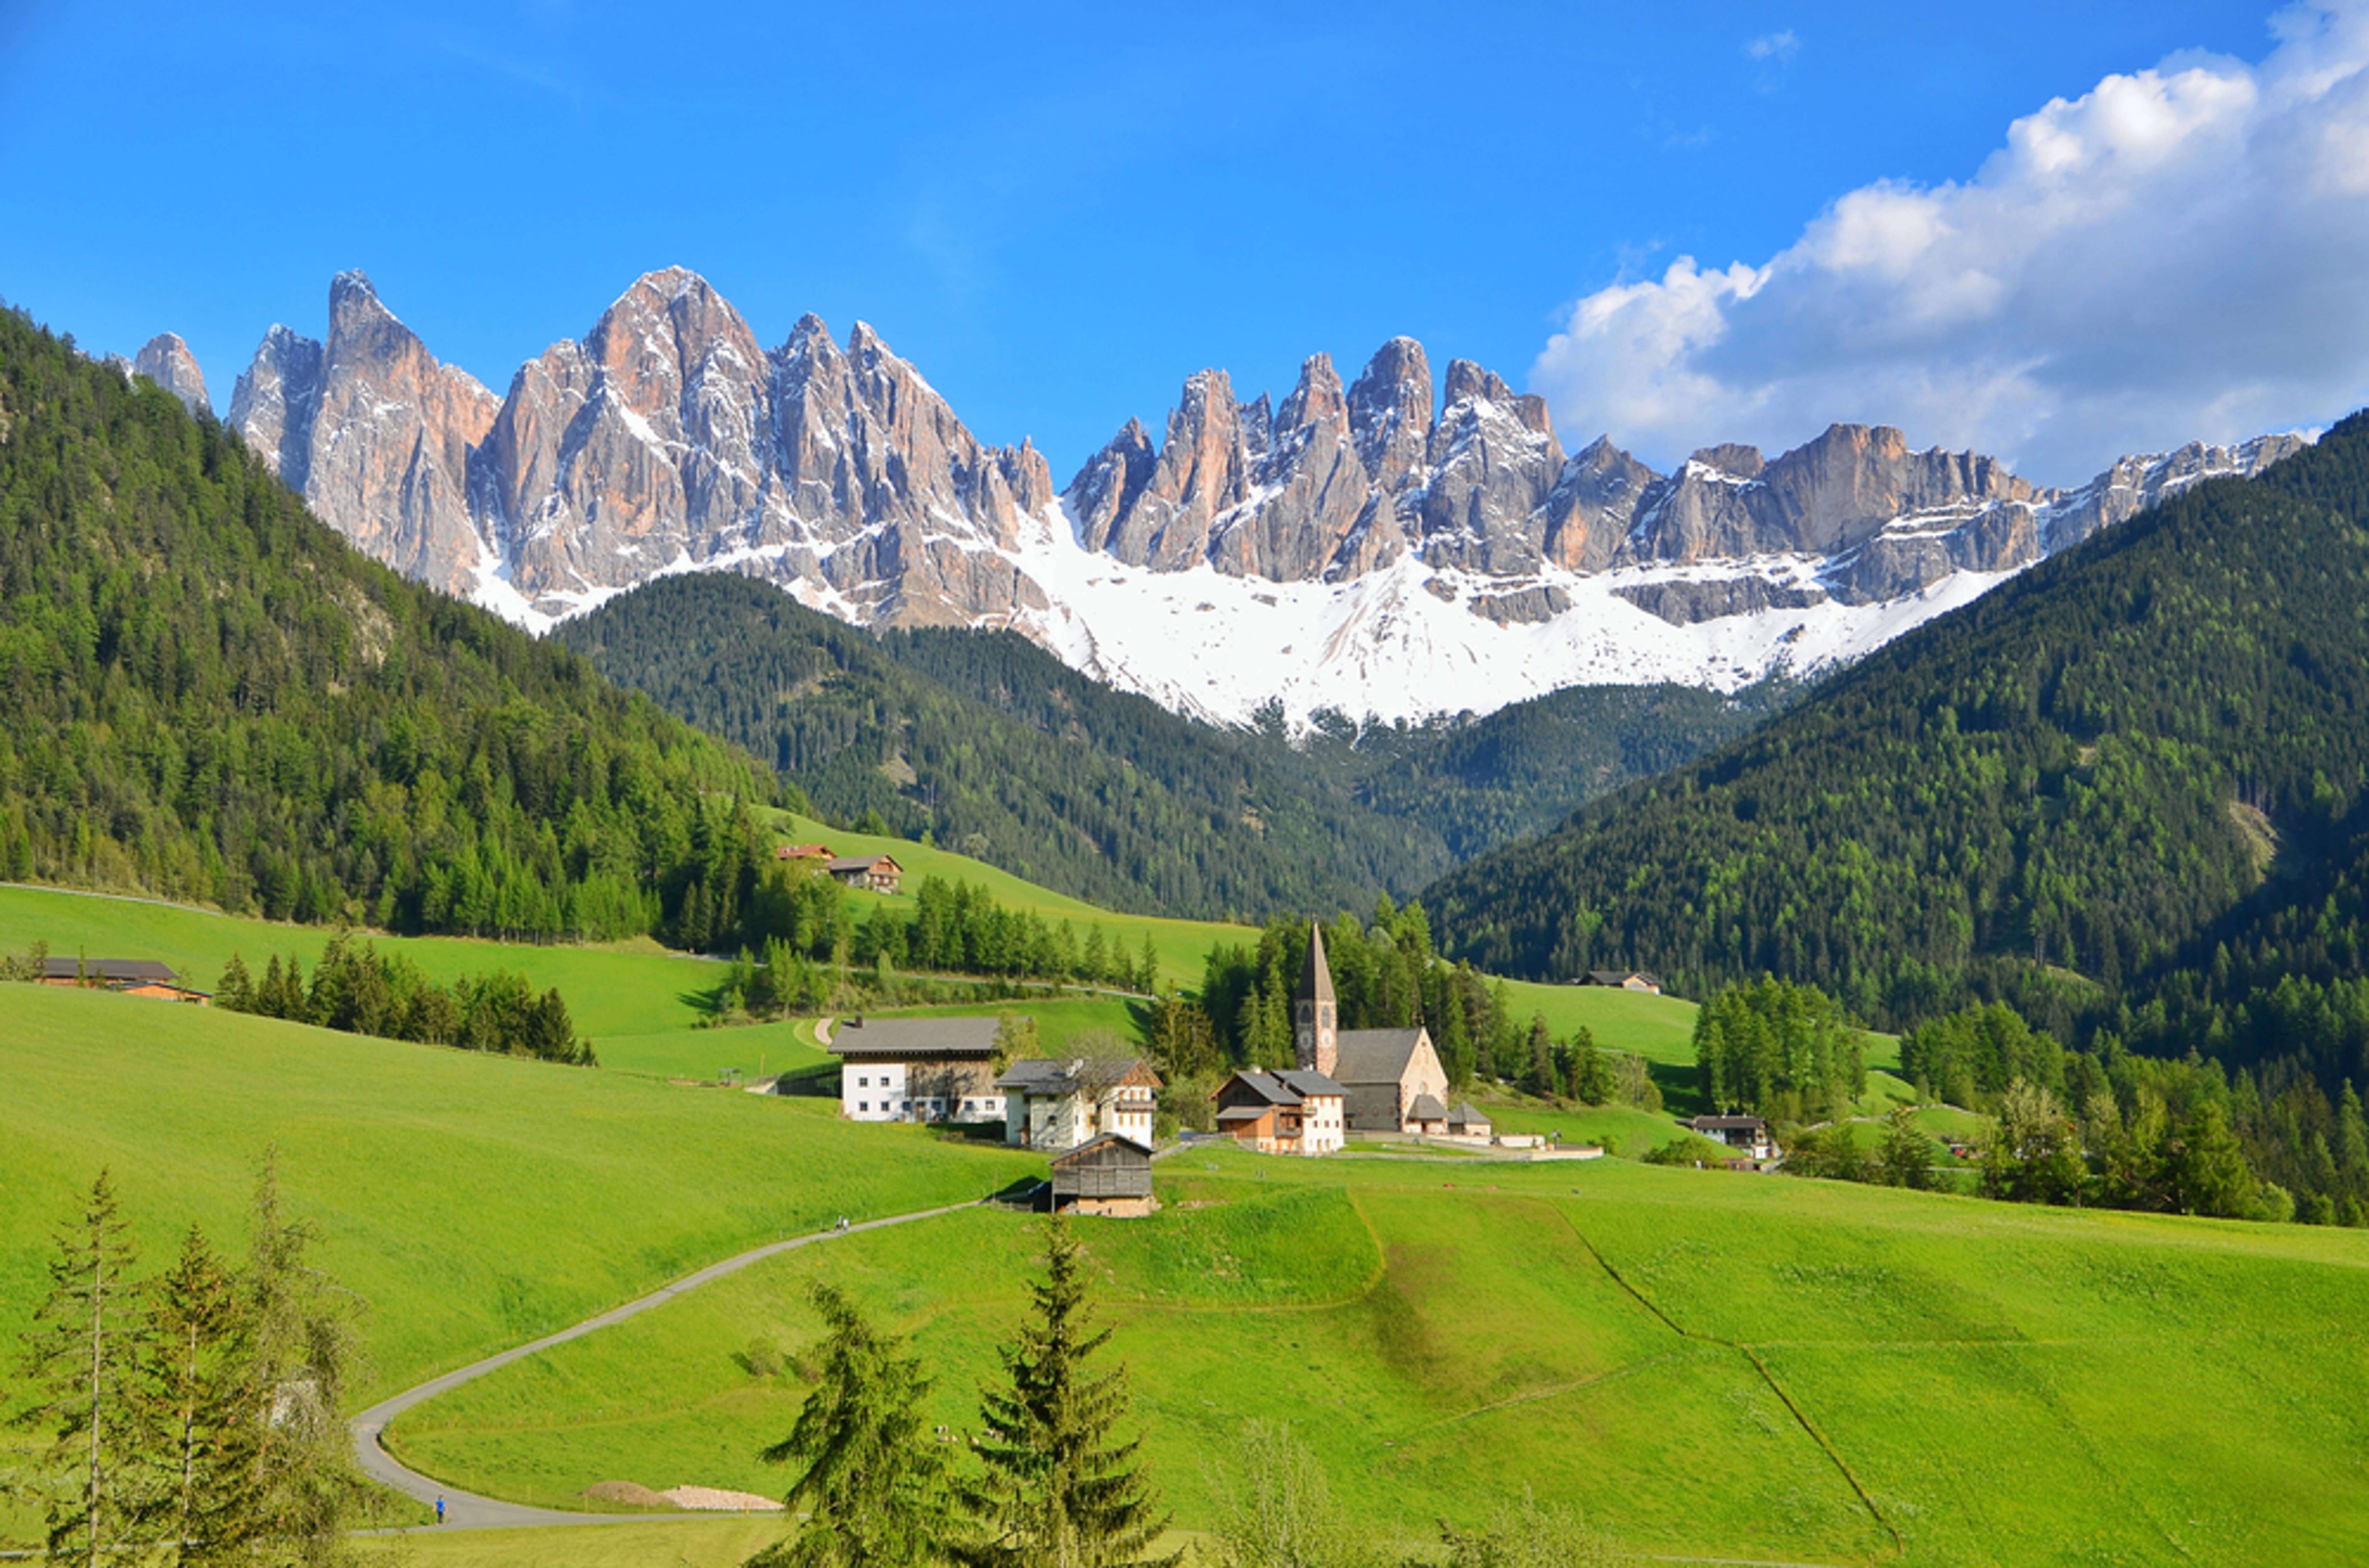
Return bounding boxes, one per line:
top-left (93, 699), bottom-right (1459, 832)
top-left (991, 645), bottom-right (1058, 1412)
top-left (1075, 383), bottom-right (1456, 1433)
top-left (1048, 1134), bottom-right (1155, 1218)
top-left (829, 854), bottom-right (904, 894)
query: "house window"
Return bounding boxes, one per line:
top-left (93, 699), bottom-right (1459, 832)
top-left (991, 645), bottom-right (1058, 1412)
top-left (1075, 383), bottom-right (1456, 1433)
top-left (858, 1075), bottom-right (870, 1087)
top-left (858, 1101), bottom-right (869, 1112)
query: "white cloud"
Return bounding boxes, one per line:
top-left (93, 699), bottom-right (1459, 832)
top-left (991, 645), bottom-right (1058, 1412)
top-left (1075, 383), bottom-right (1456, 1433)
top-left (1536, 2), bottom-right (2369, 483)
top-left (1744, 30), bottom-right (1799, 64)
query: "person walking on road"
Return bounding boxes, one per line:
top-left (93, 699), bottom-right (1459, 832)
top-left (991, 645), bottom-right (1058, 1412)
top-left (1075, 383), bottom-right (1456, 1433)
top-left (435, 1496), bottom-right (445, 1525)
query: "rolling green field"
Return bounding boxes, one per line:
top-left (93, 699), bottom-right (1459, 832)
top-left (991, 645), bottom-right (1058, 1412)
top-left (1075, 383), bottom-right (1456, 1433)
top-left (0, 984), bottom-right (1036, 1411)
top-left (387, 1144), bottom-right (2369, 1566)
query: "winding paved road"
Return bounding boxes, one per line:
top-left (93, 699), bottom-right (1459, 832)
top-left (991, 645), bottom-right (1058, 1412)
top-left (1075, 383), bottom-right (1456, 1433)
top-left (351, 1199), bottom-right (988, 1531)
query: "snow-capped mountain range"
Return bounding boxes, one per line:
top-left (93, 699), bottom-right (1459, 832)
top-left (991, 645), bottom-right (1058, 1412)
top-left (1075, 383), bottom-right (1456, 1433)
top-left (120, 268), bottom-right (2308, 729)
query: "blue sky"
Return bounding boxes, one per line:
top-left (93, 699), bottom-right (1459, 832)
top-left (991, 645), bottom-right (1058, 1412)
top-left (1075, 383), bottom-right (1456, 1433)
top-left (2, 1), bottom-right (2349, 484)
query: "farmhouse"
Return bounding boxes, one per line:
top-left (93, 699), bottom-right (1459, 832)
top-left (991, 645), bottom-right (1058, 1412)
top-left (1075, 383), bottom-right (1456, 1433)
top-left (1212, 1067), bottom-right (1346, 1156)
top-left (830, 1016), bottom-right (1007, 1124)
top-left (1048, 1133), bottom-right (1155, 1218)
top-left (829, 854), bottom-right (903, 894)
top-left (996, 1055), bottom-right (1160, 1152)
top-left (1687, 1114), bottom-right (1776, 1162)
top-left (1295, 926), bottom-right (1453, 1134)
top-left (777, 842), bottom-right (834, 864)
top-left (39, 958), bottom-right (209, 1003)
top-left (1582, 969), bottom-right (1662, 994)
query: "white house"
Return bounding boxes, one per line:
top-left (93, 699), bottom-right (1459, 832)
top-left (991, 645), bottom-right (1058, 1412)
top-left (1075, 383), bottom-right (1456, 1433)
top-left (1686, 1114), bottom-right (1777, 1162)
top-left (831, 1016), bottom-right (1008, 1124)
top-left (994, 1056), bottom-right (1161, 1152)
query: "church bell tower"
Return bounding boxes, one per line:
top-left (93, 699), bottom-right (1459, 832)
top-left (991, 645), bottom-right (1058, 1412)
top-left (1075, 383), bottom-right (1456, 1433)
top-left (1294, 922), bottom-right (1338, 1077)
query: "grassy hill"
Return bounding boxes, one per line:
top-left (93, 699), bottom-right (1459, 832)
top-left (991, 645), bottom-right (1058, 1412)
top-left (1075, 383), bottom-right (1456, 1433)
top-left (0, 984), bottom-right (1036, 1418)
top-left (385, 1144), bottom-right (2369, 1566)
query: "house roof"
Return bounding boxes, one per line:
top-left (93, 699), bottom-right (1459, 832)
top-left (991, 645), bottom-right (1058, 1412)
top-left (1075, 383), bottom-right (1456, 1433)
top-left (829, 854), bottom-right (901, 875)
top-left (1585, 969), bottom-right (1662, 987)
top-left (1295, 923), bottom-right (1336, 1008)
top-left (40, 958), bottom-right (178, 983)
top-left (1407, 1092), bottom-right (1449, 1122)
top-left (829, 1015), bottom-right (1002, 1060)
top-left (1332, 1028), bottom-right (1428, 1088)
top-left (1048, 1133), bottom-right (1153, 1167)
top-left (1447, 1101), bottom-right (1490, 1127)
top-left (1216, 1105), bottom-right (1274, 1124)
top-left (995, 1055), bottom-right (1160, 1095)
top-left (1213, 1067), bottom-right (1346, 1107)
top-left (779, 843), bottom-right (834, 859)
top-left (1689, 1114), bottom-right (1769, 1131)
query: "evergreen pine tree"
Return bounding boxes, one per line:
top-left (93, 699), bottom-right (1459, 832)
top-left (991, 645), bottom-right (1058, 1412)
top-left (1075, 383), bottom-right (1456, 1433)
top-left (1877, 1108), bottom-right (1933, 1190)
top-left (16, 1171), bottom-right (148, 1568)
top-left (753, 1283), bottom-right (951, 1568)
top-left (958, 1220), bottom-right (1177, 1568)
top-left (137, 1225), bottom-right (260, 1566)
top-left (214, 955), bottom-right (254, 1013)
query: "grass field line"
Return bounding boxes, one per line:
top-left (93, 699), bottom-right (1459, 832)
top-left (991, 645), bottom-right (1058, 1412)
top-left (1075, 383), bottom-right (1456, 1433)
top-left (1410, 1352), bottom-right (1682, 1434)
top-left (1546, 1205), bottom-right (1904, 1559)
top-left (353, 1197), bottom-right (990, 1531)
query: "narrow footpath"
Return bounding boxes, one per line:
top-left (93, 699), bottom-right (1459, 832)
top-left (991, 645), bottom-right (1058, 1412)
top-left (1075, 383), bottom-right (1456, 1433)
top-left (351, 1199), bottom-right (984, 1532)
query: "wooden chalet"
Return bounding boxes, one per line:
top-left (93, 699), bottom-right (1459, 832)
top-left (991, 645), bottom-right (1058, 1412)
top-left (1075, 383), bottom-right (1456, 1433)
top-left (1581, 969), bottom-right (1662, 994)
top-left (39, 958), bottom-right (208, 1003)
top-left (829, 854), bottom-right (903, 894)
top-left (1049, 1133), bottom-right (1155, 1217)
top-left (1212, 1067), bottom-right (1346, 1156)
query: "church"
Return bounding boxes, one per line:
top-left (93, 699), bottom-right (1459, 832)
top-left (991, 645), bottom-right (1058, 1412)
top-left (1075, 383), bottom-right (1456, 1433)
top-left (1295, 925), bottom-right (1453, 1135)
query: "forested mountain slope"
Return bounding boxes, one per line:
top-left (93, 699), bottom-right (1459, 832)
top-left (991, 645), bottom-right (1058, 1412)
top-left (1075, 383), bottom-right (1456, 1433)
top-left (558, 573), bottom-right (1785, 919)
top-left (0, 307), bottom-right (779, 945)
top-left (1428, 411), bottom-right (2369, 1093)
top-left (555, 572), bottom-right (1450, 918)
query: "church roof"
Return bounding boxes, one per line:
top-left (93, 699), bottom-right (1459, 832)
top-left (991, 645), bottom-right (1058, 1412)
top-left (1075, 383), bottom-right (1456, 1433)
top-left (1295, 923), bottom-right (1336, 1007)
top-left (1331, 1028), bottom-right (1428, 1088)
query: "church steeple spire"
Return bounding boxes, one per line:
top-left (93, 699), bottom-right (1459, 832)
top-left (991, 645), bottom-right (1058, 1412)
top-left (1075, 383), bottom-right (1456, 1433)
top-left (1294, 922), bottom-right (1337, 1077)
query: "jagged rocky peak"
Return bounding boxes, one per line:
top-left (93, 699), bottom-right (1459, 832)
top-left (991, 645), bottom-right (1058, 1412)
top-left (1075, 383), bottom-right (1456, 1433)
top-left (1621, 421), bottom-right (2044, 570)
top-left (1543, 437), bottom-right (1662, 572)
top-left (1418, 356), bottom-right (1565, 575)
top-left (1209, 352), bottom-right (1371, 580)
top-left (1347, 337), bottom-right (1432, 492)
top-left (227, 272), bottom-right (496, 594)
top-left (130, 334), bottom-right (209, 417)
top-left (2041, 433), bottom-right (2310, 553)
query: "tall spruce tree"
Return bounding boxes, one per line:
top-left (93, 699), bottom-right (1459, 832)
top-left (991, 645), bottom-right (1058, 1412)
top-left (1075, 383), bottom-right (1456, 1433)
top-left (752, 1283), bottom-right (952, 1568)
top-left (15, 1172), bottom-right (147, 1568)
top-left (137, 1225), bottom-right (260, 1566)
top-left (957, 1220), bottom-right (1176, 1568)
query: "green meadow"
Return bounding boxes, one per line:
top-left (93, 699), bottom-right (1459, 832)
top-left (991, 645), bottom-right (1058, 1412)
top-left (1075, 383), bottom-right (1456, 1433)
top-left (0, 984), bottom-right (1036, 1409)
top-left (387, 1145), bottom-right (2369, 1567)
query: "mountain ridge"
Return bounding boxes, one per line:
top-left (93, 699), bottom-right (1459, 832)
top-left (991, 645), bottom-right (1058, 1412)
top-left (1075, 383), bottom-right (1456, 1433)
top-left (146, 267), bottom-right (2311, 728)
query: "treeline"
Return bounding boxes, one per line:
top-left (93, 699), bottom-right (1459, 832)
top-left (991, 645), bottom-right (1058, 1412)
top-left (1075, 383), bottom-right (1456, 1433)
top-left (1692, 976), bottom-right (1868, 1122)
top-left (215, 933), bottom-right (594, 1066)
top-left (1428, 410), bottom-right (2369, 1116)
top-left (0, 306), bottom-right (784, 949)
top-left (4, 1163), bottom-right (370, 1564)
top-left (1725, 979), bottom-right (2369, 1223)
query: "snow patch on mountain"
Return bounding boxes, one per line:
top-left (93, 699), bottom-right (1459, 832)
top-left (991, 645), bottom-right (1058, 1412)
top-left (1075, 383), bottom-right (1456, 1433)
top-left (995, 504), bottom-right (2007, 728)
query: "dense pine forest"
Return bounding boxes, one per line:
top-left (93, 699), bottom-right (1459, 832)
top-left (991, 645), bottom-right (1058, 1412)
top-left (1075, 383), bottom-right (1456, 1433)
top-left (1428, 411), bottom-right (2369, 1116)
top-left (559, 573), bottom-right (1780, 920)
top-left (0, 308), bottom-right (782, 946)
top-left (556, 573), bottom-right (1443, 919)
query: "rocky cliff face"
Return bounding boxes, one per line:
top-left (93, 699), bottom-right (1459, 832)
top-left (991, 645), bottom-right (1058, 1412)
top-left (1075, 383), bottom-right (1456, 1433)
top-left (129, 334), bottom-right (210, 417)
top-left (228, 273), bottom-right (498, 593)
top-left (220, 266), bottom-right (2312, 725)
